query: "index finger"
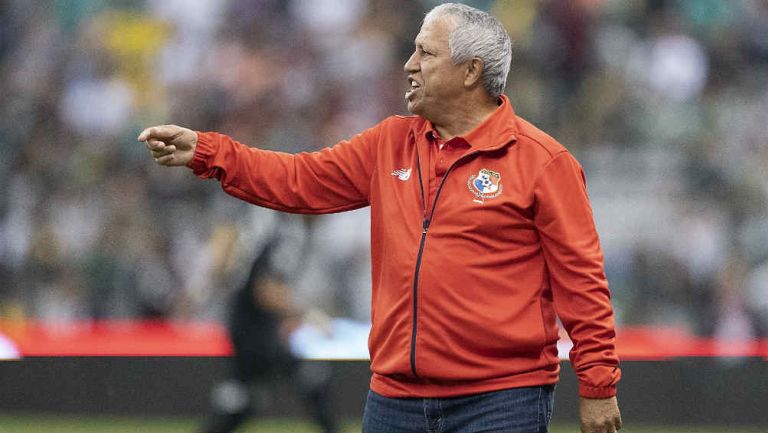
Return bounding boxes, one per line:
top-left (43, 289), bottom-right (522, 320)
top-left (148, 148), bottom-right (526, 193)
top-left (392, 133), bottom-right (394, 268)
top-left (137, 127), bottom-right (156, 142)
top-left (138, 125), bottom-right (178, 142)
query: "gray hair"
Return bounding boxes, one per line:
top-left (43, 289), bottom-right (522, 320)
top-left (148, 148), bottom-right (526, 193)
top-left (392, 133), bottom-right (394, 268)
top-left (424, 3), bottom-right (512, 98)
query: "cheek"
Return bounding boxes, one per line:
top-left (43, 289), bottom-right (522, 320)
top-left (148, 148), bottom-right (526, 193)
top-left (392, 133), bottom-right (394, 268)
top-left (422, 64), bottom-right (457, 94)
top-left (421, 69), bottom-right (439, 92)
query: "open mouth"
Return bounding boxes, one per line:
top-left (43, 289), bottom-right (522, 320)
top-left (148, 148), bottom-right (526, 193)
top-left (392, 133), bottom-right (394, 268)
top-left (405, 78), bottom-right (421, 99)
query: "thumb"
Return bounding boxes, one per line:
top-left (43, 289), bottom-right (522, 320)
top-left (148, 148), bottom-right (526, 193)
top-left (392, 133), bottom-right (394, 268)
top-left (137, 125), bottom-right (180, 142)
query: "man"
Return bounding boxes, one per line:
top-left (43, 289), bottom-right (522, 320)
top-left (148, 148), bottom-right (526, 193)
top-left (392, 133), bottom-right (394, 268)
top-left (139, 3), bottom-right (622, 433)
top-left (200, 211), bottom-right (338, 433)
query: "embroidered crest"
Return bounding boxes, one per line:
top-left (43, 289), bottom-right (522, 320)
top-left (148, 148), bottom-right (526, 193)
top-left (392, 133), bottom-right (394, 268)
top-left (468, 168), bottom-right (502, 203)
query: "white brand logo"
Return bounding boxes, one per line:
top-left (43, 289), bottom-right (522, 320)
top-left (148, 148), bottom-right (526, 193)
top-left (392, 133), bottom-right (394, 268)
top-left (391, 168), bottom-right (412, 181)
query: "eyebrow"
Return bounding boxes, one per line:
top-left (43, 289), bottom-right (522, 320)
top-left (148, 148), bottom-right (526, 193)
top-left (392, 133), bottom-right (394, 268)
top-left (415, 41), bottom-right (437, 53)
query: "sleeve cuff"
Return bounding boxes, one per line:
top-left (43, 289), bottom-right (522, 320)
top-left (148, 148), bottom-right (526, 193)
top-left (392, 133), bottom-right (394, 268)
top-left (186, 131), bottom-right (217, 177)
top-left (579, 384), bottom-right (617, 399)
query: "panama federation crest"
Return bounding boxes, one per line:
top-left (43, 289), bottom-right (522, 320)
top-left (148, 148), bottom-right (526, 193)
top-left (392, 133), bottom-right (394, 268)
top-left (468, 168), bottom-right (502, 203)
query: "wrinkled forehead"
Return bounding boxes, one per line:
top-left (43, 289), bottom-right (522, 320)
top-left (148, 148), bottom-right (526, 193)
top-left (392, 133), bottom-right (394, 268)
top-left (415, 14), bottom-right (455, 46)
top-left (423, 8), bottom-right (458, 29)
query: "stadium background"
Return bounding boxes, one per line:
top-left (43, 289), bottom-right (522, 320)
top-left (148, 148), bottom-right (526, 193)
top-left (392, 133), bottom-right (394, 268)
top-left (1, 0), bottom-right (767, 431)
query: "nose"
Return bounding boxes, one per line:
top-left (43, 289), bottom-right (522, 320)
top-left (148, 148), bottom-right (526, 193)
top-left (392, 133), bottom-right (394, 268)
top-left (404, 51), bottom-right (418, 73)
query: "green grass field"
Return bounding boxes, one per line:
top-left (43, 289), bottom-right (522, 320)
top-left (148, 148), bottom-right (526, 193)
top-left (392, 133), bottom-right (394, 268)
top-left (0, 413), bottom-right (764, 433)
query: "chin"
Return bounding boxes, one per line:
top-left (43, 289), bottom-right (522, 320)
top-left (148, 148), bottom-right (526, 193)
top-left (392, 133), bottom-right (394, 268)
top-left (406, 100), bottom-right (422, 116)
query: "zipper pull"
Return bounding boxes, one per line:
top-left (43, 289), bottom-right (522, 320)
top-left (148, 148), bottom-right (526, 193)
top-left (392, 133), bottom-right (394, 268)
top-left (422, 217), bottom-right (429, 234)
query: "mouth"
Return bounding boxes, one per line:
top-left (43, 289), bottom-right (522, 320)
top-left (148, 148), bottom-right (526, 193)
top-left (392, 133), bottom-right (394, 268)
top-left (405, 78), bottom-right (421, 99)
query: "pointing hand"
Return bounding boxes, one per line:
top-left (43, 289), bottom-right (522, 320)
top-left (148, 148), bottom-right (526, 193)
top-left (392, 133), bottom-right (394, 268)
top-left (137, 124), bottom-right (198, 167)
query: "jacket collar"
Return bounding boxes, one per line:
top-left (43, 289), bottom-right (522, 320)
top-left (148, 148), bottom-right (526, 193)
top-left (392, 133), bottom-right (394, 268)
top-left (414, 95), bottom-right (519, 151)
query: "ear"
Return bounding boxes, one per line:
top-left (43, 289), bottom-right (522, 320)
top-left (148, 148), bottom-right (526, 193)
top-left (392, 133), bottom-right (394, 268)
top-left (464, 58), bottom-right (484, 88)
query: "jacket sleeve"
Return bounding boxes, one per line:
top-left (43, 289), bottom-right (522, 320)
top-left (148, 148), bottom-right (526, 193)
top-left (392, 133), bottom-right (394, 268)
top-left (187, 125), bottom-right (380, 214)
top-left (533, 151), bottom-right (621, 399)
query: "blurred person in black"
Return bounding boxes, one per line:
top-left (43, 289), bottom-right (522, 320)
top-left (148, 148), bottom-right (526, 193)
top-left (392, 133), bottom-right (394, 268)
top-left (200, 219), bottom-right (338, 433)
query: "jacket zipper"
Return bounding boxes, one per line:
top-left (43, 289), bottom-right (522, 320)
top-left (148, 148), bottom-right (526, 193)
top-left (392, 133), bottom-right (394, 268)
top-left (409, 145), bottom-right (482, 378)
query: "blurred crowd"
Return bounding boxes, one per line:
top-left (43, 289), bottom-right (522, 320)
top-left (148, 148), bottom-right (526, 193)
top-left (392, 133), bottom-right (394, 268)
top-left (1, 0), bottom-right (767, 344)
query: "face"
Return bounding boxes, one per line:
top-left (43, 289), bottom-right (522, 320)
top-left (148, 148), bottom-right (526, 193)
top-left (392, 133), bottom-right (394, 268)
top-left (403, 16), bottom-right (468, 119)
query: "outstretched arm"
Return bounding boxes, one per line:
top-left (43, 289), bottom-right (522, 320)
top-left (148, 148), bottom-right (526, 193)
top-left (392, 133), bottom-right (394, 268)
top-left (138, 123), bottom-right (379, 214)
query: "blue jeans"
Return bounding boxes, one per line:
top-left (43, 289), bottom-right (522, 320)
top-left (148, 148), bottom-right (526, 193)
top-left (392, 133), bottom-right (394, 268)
top-left (362, 385), bottom-right (555, 433)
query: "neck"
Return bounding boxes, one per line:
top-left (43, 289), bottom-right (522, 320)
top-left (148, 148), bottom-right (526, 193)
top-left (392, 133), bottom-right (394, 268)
top-left (432, 95), bottom-right (499, 141)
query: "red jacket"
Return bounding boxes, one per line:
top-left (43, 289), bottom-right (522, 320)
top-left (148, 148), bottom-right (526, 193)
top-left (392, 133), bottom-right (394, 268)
top-left (189, 96), bottom-right (621, 399)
